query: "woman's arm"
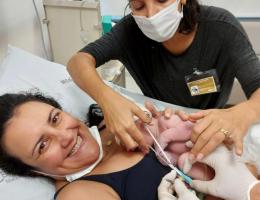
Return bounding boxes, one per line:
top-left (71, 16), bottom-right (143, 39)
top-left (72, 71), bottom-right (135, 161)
top-left (56, 180), bottom-right (120, 200)
top-left (250, 182), bottom-right (260, 200)
top-left (67, 52), bottom-right (150, 152)
top-left (186, 14), bottom-right (260, 160)
top-left (67, 52), bottom-right (110, 103)
top-left (188, 88), bottom-right (260, 160)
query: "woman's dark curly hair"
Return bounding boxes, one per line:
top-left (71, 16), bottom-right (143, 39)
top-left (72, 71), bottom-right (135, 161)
top-left (0, 93), bottom-right (61, 177)
top-left (128, 0), bottom-right (200, 34)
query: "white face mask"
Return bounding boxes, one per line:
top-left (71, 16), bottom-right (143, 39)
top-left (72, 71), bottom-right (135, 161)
top-left (132, 0), bottom-right (183, 42)
top-left (66, 126), bottom-right (103, 182)
top-left (33, 126), bottom-right (103, 182)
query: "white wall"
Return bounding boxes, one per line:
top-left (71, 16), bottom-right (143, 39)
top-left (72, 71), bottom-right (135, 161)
top-left (0, 1), bottom-right (8, 64)
top-left (1, 0), bottom-right (259, 63)
top-left (100, 0), bottom-right (260, 17)
top-left (100, 0), bottom-right (128, 15)
top-left (1, 0), bottom-right (129, 61)
top-left (0, 0), bottom-right (47, 59)
top-left (201, 0), bottom-right (260, 17)
top-left (1, 0), bottom-right (129, 62)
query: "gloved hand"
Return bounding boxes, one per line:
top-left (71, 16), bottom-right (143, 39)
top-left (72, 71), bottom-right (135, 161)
top-left (158, 170), bottom-right (199, 200)
top-left (191, 145), bottom-right (259, 200)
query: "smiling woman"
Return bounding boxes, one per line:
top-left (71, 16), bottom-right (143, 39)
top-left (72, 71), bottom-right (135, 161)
top-left (0, 92), bottom-right (259, 200)
top-left (0, 93), bottom-right (62, 177)
top-left (0, 93), bottom-right (100, 179)
top-left (0, 93), bottom-right (171, 200)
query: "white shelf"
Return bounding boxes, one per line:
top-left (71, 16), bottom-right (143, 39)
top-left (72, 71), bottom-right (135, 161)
top-left (43, 0), bottom-right (99, 9)
top-left (43, 0), bottom-right (102, 65)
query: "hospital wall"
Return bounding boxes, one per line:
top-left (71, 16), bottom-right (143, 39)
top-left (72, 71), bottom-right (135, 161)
top-left (101, 0), bottom-right (260, 17)
top-left (1, 0), bottom-right (259, 60)
top-left (100, 0), bottom-right (128, 16)
top-left (0, 0), bottom-right (47, 59)
top-left (0, 0), bottom-right (128, 60)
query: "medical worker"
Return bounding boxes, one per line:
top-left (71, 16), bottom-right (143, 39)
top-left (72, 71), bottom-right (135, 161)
top-left (67, 0), bottom-right (260, 159)
top-left (158, 146), bottom-right (260, 200)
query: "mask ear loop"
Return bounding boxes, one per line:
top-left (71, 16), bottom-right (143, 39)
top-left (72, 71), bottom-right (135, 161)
top-left (31, 170), bottom-right (65, 180)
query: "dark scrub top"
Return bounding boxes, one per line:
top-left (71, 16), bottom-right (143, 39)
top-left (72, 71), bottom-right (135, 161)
top-left (80, 6), bottom-right (260, 109)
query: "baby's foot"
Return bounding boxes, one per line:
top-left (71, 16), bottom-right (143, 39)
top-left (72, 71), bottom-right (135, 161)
top-left (178, 152), bottom-right (215, 181)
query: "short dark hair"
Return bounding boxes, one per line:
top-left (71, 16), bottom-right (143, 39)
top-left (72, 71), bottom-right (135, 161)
top-left (127, 0), bottom-right (200, 34)
top-left (0, 93), bottom-right (61, 177)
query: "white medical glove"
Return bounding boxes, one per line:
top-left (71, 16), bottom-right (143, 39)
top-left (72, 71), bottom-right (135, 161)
top-left (174, 178), bottom-right (199, 200)
top-left (158, 170), bottom-right (199, 200)
top-left (191, 145), bottom-right (258, 200)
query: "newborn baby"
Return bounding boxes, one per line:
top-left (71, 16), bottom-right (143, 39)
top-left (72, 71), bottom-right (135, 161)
top-left (136, 113), bottom-right (260, 200)
top-left (88, 103), bottom-right (217, 181)
top-left (87, 102), bottom-right (259, 199)
top-left (135, 114), bottom-right (215, 182)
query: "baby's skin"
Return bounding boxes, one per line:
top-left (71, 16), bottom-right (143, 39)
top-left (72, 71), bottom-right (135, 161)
top-left (136, 114), bottom-right (215, 181)
top-left (136, 114), bottom-right (260, 200)
top-left (136, 114), bottom-right (222, 200)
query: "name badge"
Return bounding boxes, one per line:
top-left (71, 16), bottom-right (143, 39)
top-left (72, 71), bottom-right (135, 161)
top-left (185, 68), bottom-right (220, 96)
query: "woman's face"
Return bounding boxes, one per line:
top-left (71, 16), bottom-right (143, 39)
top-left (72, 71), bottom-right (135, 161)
top-left (130, 0), bottom-right (181, 17)
top-left (2, 101), bottom-right (100, 176)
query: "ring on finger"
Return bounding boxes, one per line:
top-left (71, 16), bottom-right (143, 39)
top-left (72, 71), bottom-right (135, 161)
top-left (219, 128), bottom-right (231, 139)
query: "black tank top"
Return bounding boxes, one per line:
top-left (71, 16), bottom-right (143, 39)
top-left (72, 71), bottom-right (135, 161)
top-left (54, 152), bottom-right (170, 200)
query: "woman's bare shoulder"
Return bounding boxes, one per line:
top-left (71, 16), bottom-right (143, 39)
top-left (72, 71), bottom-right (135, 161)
top-left (56, 180), bottom-right (120, 200)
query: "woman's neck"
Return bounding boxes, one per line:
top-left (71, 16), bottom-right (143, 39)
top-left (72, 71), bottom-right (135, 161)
top-left (162, 26), bottom-right (198, 55)
top-left (101, 133), bottom-right (121, 161)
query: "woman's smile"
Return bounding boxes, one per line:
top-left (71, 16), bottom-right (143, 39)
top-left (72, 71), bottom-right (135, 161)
top-left (67, 134), bottom-right (83, 158)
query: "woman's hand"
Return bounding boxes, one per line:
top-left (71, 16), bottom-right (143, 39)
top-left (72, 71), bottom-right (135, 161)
top-left (99, 90), bottom-right (151, 152)
top-left (158, 170), bottom-right (199, 200)
top-left (189, 102), bottom-right (257, 160)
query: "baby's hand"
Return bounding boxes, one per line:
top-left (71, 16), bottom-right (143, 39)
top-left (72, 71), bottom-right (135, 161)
top-left (145, 101), bottom-right (174, 119)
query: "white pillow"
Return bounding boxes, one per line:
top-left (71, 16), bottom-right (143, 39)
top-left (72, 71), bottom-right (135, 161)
top-left (0, 46), bottom-right (96, 200)
top-left (0, 170), bottom-right (55, 200)
top-left (0, 45), bottom-right (95, 121)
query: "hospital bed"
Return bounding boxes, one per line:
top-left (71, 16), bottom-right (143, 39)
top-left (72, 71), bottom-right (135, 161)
top-left (0, 46), bottom-right (260, 200)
